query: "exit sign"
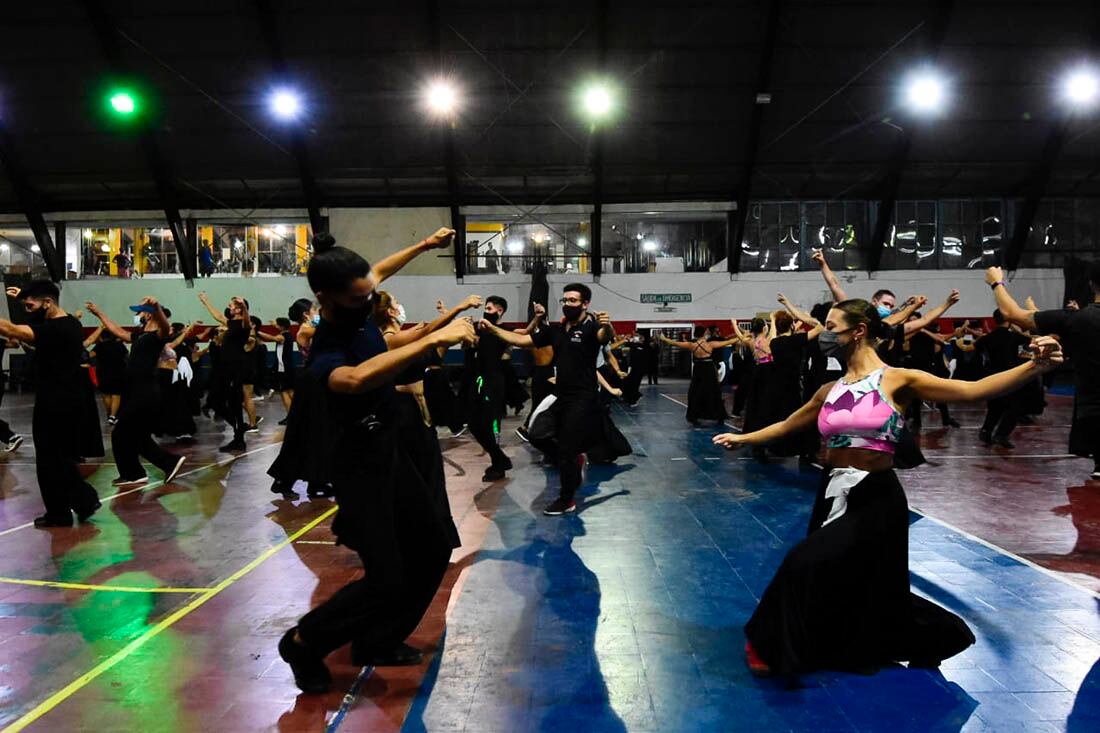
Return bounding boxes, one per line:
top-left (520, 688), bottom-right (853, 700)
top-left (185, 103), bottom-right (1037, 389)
top-left (640, 293), bottom-right (692, 304)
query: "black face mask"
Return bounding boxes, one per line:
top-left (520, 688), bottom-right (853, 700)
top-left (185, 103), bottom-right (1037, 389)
top-left (26, 308), bottom-right (46, 325)
top-left (562, 304), bottom-right (584, 322)
top-left (330, 300), bottom-right (372, 329)
top-left (482, 311), bottom-right (500, 325)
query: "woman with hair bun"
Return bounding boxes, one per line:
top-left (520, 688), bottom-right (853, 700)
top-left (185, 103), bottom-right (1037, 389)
top-left (714, 298), bottom-right (1064, 678)
top-left (272, 229), bottom-right (477, 694)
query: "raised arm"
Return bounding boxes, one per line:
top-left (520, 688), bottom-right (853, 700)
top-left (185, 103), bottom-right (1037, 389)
top-left (144, 298), bottom-right (171, 339)
top-left (515, 302), bottom-right (547, 336)
top-left (0, 319), bottom-right (34, 343)
top-left (890, 336), bottom-right (1061, 404)
top-left (595, 311), bottom-right (616, 344)
top-left (985, 267), bottom-right (1038, 331)
top-left (83, 325), bottom-right (105, 349)
top-left (172, 321), bottom-right (203, 349)
top-left (387, 294), bottom-right (483, 349)
top-left (883, 296), bottom-right (924, 326)
top-left (371, 227), bottom-right (456, 285)
top-left (329, 319), bottom-right (476, 393)
top-left (84, 301), bottom-right (132, 343)
top-left (198, 291), bottom-right (227, 325)
top-left (811, 250), bottom-right (848, 303)
top-left (714, 383), bottom-right (829, 448)
top-left (656, 333), bottom-right (694, 351)
top-left (901, 290), bottom-right (960, 335)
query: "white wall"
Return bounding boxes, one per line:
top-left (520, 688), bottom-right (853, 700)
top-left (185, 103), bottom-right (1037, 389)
top-left (54, 267), bottom-right (1066, 328)
top-left (329, 207), bottom-right (454, 276)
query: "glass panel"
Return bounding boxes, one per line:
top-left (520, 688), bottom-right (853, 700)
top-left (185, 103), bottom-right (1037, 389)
top-left (602, 211), bottom-right (726, 273)
top-left (939, 200), bottom-right (1004, 269)
top-left (0, 227), bottom-right (49, 278)
top-left (801, 201), bottom-right (867, 270)
top-left (886, 200), bottom-right (937, 270)
top-left (466, 216), bottom-right (589, 275)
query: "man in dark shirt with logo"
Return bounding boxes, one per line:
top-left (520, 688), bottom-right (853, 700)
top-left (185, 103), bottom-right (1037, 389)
top-left (467, 295), bottom-right (512, 481)
top-left (988, 264), bottom-right (1100, 480)
top-left (975, 309), bottom-right (1032, 448)
top-left (479, 283), bottom-right (615, 515)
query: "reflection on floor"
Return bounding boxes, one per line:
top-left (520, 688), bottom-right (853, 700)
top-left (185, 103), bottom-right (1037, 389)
top-left (0, 384), bottom-right (1098, 732)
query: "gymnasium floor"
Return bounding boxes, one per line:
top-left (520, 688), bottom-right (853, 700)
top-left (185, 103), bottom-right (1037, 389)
top-left (0, 383), bottom-right (1098, 732)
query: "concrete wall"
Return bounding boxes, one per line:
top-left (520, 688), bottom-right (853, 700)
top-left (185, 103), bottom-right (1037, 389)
top-left (328, 207), bottom-right (454, 276)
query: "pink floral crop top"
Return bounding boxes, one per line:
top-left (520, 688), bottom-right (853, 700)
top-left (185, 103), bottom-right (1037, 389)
top-left (817, 367), bottom-right (904, 454)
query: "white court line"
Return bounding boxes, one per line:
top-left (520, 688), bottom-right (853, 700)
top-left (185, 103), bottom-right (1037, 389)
top-left (658, 392), bottom-right (742, 432)
top-left (929, 453), bottom-right (1076, 460)
top-left (910, 507), bottom-right (1100, 601)
top-left (0, 442), bottom-right (280, 538)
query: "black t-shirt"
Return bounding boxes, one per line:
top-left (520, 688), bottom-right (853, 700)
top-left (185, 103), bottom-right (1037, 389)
top-left (93, 339), bottom-right (128, 376)
top-left (473, 329), bottom-right (506, 382)
top-left (975, 327), bottom-right (1029, 374)
top-left (531, 315), bottom-right (603, 397)
top-left (1035, 303), bottom-right (1100, 418)
top-left (904, 332), bottom-right (940, 372)
top-left (220, 319), bottom-right (249, 366)
top-left (29, 316), bottom-right (85, 406)
top-left (126, 331), bottom-right (166, 384)
top-left (770, 332), bottom-right (808, 382)
top-left (310, 319), bottom-right (396, 421)
top-left (877, 323), bottom-right (907, 367)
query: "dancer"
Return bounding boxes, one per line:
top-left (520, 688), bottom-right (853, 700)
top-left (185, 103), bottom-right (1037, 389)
top-left (85, 299), bottom-right (187, 488)
top-left (477, 283), bottom-right (616, 516)
top-left (987, 264), bottom-right (1100, 480)
top-left (156, 319), bottom-right (200, 441)
top-left (245, 315), bottom-right (267, 431)
top-left (256, 317), bottom-right (297, 423)
top-left (642, 331), bottom-right (660, 385)
top-left (713, 299), bottom-right (1063, 676)
top-left (197, 292), bottom-right (251, 452)
top-left (657, 327), bottom-right (738, 425)
top-left (0, 336), bottom-right (24, 451)
top-left (467, 295), bottom-right (514, 481)
top-left (972, 309), bottom-right (1031, 449)
top-left (422, 297), bottom-right (481, 435)
top-left (0, 283), bottom-right (102, 527)
top-left (515, 303), bottom-right (550, 442)
top-left (274, 228), bottom-right (475, 693)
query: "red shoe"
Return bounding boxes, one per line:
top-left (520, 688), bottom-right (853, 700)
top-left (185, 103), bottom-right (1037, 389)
top-left (745, 642), bottom-right (772, 677)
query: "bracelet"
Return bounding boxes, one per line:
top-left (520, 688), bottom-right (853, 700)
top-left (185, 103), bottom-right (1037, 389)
top-left (990, 281), bottom-right (1005, 290)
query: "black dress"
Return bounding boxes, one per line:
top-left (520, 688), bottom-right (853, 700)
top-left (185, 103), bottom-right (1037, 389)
top-left (754, 333), bottom-right (814, 456)
top-left (685, 342), bottom-right (726, 424)
top-left (746, 469), bottom-right (975, 675)
top-left (92, 340), bottom-right (128, 396)
top-left (422, 347), bottom-right (464, 432)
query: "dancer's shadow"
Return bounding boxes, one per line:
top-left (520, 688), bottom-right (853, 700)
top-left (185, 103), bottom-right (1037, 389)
top-left (1068, 600), bottom-right (1100, 732)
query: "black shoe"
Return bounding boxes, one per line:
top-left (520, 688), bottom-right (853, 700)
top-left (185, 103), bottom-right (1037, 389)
top-left (34, 514), bottom-right (73, 528)
top-left (483, 465), bottom-right (506, 481)
top-left (278, 629), bottom-right (332, 694)
top-left (500, 456), bottom-right (513, 471)
top-left (271, 480), bottom-right (297, 498)
top-left (992, 435), bottom-right (1015, 449)
top-left (306, 483), bottom-right (334, 499)
top-left (978, 430), bottom-right (992, 445)
top-left (75, 501), bottom-right (101, 523)
top-left (943, 418), bottom-right (961, 428)
top-left (351, 641), bottom-right (424, 667)
top-left (515, 426), bottom-right (530, 443)
top-left (1091, 468), bottom-right (1100, 481)
top-left (219, 440), bottom-right (246, 454)
top-left (543, 498), bottom-right (577, 516)
top-left (277, 417), bottom-right (288, 426)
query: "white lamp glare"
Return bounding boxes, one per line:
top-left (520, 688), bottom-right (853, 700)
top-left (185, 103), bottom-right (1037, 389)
top-left (1064, 68), bottom-right (1100, 107)
top-left (576, 236), bottom-right (588, 248)
top-left (31, 244), bottom-right (40, 253)
top-left (905, 72), bottom-right (947, 113)
top-left (427, 80), bottom-right (459, 115)
top-left (583, 84), bottom-right (613, 119)
top-left (270, 89), bottom-right (302, 120)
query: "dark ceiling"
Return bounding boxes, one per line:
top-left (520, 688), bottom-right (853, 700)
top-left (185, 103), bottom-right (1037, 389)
top-left (1, 0), bottom-right (1099, 215)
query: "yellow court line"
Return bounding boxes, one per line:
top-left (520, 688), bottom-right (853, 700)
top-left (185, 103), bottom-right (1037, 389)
top-left (0, 577), bottom-right (212, 594)
top-left (2, 505), bottom-right (338, 733)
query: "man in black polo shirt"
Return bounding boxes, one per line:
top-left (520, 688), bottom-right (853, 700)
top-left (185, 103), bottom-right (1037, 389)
top-left (467, 295), bottom-right (512, 481)
top-left (988, 264), bottom-right (1100, 480)
top-left (479, 283), bottom-right (615, 515)
top-left (974, 309), bottom-right (1032, 449)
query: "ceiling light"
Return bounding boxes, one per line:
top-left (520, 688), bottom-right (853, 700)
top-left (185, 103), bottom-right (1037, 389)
top-left (269, 88), bottom-right (302, 120)
top-left (1063, 67), bottom-right (1100, 108)
top-left (904, 70), bottom-right (948, 114)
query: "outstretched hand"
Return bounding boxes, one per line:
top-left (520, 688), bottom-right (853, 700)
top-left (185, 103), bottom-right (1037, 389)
top-left (425, 228), bottom-right (457, 249)
top-left (460, 294), bottom-right (483, 311)
top-left (438, 317), bottom-right (476, 347)
top-left (533, 302), bottom-right (546, 318)
top-left (777, 292), bottom-right (789, 305)
top-left (946, 289), bottom-right (961, 307)
top-left (5, 287), bottom-right (21, 299)
top-left (810, 250), bottom-right (827, 269)
top-left (713, 433), bottom-right (745, 450)
top-left (1028, 335), bottom-right (1064, 370)
top-left (985, 266), bottom-right (1005, 286)
top-left (595, 311), bottom-right (612, 327)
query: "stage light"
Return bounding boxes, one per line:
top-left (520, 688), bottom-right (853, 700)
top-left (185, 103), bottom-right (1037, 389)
top-left (274, 224), bottom-right (288, 236)
top-left (83, 229), bottom-right (93, 240)
top-left (31, 244), bottom-right (40, 253)
top-left (581, 82), bottom-right (615, 121)
top-left (100, 243), bottom-right (109, 253)
top-left (904, 71), bottom-right (947, 114)
top-left (108, 90), bottom-right (137, 116)
top-left (269, 89), bottom-right (302, 120)
top-left (426, 80), bottom-right (459, 115)
top-left (576, 236), bottom-right (588, 248)
top-left (506, 238), bottom-right (524, 254)
top-left (1063, 67), bottom-right (1100, 108)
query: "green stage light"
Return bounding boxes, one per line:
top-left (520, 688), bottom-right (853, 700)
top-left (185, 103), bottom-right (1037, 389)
top-left (108, 90), bottom-right (137, 116)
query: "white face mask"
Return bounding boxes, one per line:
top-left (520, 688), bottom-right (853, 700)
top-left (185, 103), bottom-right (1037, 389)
top-left (395, 304), bottom-right (407, 325)
top-left (133, 315), bottom-right (144, 327)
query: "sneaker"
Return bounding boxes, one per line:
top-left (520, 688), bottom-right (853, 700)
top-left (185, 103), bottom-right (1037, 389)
top-left (543, 498), bottom-right (577, 516)
top-left (515, 426), bottom-right (530, 443)
top-left (978, 430), bottom-right (992, 445)
top-left (278, 629), bottom-right (332, 694)
top-left (219, 440), bottom-right (247, 454)
top-left (483, 465), bottom-right (506, 481)
top-left (452, 426), bottom-right (468, 438)
top-left (992, 435), bottom-right (1015, 449)
top-left (246, 422), bottom-right (261, 434)
top-left (4, 435), bottom-right (23, 452)
top-left (112, 476), bottom-right (148, 488)
top-left (163, 456), bottom-right (187, 483)
top-left (107, 415), bottom-right (118, 426)
top-left (1090, 468), bottom-right (1100, 481)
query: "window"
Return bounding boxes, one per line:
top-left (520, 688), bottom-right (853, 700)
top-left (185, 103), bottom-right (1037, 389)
top-left (1019, 199), bottom-right (1094, 268)
top-left (0, 228), bottom-right (48, 277)
top-left (602, 210), bottom-right (727, 273)
top-left (800, 202), bottom-right (867, 270)
top-left (939, 200), bottom-right (1004, 269)
top-left (882, 200), bottom-right (938, 270)
top-left (465, 215), bottom-right (590, 275)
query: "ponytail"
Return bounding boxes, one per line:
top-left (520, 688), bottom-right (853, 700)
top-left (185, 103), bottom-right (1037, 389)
top-left (306, 232), bottom-right (372, 295)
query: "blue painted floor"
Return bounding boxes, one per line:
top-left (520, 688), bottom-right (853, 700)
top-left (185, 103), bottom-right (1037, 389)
top-left (403, 385), bottom-right (1100, 733)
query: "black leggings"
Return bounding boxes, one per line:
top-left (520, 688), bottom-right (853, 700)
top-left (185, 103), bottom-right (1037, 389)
top-left (112, 392), bottom-right (179, 479)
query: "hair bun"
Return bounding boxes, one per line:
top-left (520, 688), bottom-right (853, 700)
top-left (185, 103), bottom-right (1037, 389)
top-left (312, 232), bottom-right (337, 253)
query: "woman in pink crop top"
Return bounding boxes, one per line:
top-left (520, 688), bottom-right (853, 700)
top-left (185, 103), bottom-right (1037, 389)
top-left (711, 298), bottom-right (1063, 679)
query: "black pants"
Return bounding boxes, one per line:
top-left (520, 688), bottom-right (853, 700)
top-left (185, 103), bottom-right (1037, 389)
top-left (525, 365), bottom-right (555, 428)
top-left (112, 393), bottom-right (179, 480)
top-left (0, 385), bottom-right (13, 443)
top-left (646, 359), bottom-right (659, 385)
top-left (556, 396), bottom-right (601, 501)
top-left (981, 395), bottom-right (1019, 438)
top-left (34, 406), bottom-right (98, 520)
top-left (297, 542), bottom-right (450, 656)
top-left (470, 382), bottom-right (508, 468)
top-left (221, 368), bottom-right (247, 442)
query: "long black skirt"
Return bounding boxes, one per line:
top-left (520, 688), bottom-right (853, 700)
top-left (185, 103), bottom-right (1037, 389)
top-left (686, 359), bottom-right (726, 423)
top-left (155, 370), bottom-right (197, 438)
top-left (423, 367), bottom-right (464, 433)
top-left (745, 469), bottom-right (974, 675)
